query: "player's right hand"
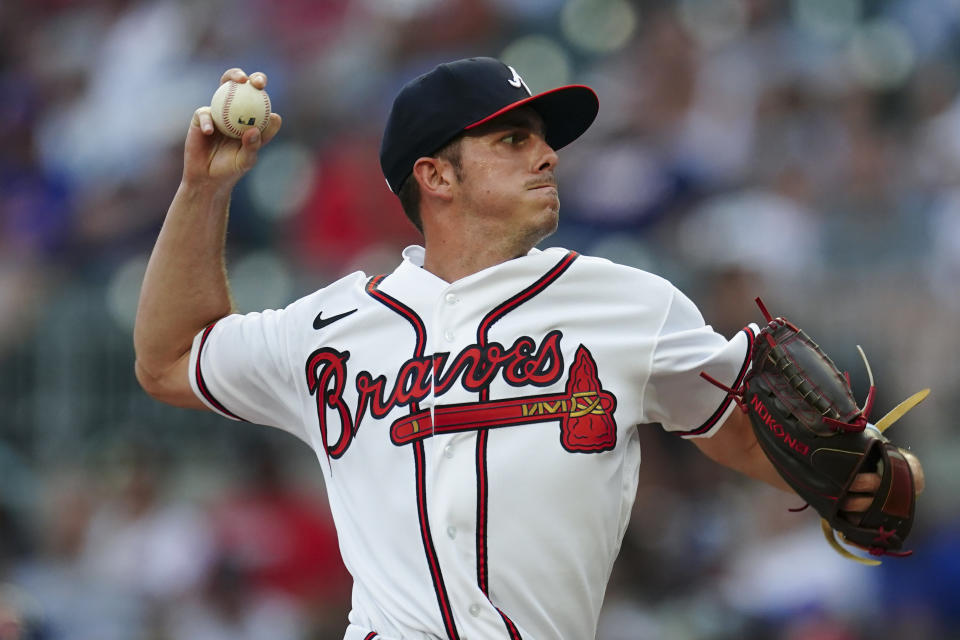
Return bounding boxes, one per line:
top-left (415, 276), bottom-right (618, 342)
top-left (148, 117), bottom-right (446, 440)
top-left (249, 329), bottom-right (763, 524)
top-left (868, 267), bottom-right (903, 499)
top-left (182, 68), bottom-right (283, 189)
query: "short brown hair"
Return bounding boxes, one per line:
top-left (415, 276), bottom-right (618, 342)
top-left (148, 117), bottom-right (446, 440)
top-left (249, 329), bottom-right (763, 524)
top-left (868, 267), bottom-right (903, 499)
top-left (398, 138), bottom-right (463, 234)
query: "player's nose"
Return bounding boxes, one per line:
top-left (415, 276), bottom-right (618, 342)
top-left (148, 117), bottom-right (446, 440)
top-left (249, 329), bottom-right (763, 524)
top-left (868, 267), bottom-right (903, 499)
top-left (535, 138), bottom-right (559, 173)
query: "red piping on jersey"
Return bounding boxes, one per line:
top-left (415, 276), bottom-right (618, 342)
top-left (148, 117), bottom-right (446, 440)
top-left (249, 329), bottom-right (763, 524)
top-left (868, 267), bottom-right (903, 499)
top-left (366, 275), bottom-right (427, 371)
top-left (677, 326), bottom-right (755, 437)
top-left (474, 249), bottom-right (578, 639)
top-left (366, 275), bottom-right (460, 640)
top-left (415, 440), bottom-right (461, 640)
top-left (474, 428), bottom-right (490, 594)
top-left (475, 250), bottom-right (579, 349)
top-left (195, 321), bottom-right (247, 422)
top-left (363, 634), bottom-right (379, 640)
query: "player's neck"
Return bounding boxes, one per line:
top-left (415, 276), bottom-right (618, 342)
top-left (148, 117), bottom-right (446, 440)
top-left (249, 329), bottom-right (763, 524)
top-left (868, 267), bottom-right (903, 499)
top-left (421, 232), bottom-right (536, 283)
top-left (418, 199), bottom-right (554, 282)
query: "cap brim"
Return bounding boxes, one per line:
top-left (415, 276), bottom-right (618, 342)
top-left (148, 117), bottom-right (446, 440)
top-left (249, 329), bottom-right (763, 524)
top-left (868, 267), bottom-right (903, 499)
top-left (464, 85), bottom-right (599, 151)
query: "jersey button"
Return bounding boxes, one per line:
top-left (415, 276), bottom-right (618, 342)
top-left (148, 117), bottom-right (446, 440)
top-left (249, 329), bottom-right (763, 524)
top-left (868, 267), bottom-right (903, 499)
top-left (445, 293), bottom-right (458, 304)
top-left (443, 445), bottom-right (454, 458)
top-left (444, 329), bottom-right (455, 342)
top-left (469, 604), bottom-right (482, 617)
top-left (446, 525), bottom-right (457, 539)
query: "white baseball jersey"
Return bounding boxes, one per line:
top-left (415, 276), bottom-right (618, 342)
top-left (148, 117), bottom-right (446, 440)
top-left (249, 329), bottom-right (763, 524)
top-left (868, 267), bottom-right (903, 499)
top-left (189, 245), bottom-right (756, 640)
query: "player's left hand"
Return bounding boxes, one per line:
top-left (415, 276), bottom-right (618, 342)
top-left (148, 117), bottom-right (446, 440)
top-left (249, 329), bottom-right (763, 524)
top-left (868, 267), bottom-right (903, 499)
top-left (841, 451), bottom-right (924, 520)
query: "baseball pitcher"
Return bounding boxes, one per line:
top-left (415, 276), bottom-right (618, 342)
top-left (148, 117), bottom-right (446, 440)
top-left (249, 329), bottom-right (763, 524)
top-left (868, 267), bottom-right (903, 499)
top-left (134, 58), bottom-right (925, 640)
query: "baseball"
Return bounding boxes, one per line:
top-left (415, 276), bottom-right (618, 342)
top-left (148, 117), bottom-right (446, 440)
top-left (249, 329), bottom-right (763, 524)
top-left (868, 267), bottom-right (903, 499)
top-left (209, 80), bottom-right (271, 139)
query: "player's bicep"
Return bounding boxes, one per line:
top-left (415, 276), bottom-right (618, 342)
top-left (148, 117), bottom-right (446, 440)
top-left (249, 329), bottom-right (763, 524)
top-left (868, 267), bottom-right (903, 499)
top-left (135, 350), bottom-right (208, 411)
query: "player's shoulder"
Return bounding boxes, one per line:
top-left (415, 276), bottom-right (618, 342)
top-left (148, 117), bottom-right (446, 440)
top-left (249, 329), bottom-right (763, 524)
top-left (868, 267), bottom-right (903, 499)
top-left (544, 247), bottom-right (677, 294)
top-left (288, 270), bottom-right (371, 310)
top-left (257, 269), bottom-right (369, 328)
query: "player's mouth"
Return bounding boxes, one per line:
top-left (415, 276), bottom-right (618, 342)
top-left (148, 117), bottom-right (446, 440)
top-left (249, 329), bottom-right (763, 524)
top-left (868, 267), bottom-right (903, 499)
top-left (525, 173), bottom-right (558, 192)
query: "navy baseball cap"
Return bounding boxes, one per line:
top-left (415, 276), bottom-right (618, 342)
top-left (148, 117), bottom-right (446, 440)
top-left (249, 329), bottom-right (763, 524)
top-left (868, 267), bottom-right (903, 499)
top-left (380, 57), bottom-right (599, 194)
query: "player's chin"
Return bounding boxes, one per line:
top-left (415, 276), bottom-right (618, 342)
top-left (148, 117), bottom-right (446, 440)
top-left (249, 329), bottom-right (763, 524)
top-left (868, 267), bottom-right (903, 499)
top-left (524, 189), bottom-right (560, 226)
top-left (528, 207), bottom-right (559, 243)
top-left (529, 186), bottom-right (559, 209)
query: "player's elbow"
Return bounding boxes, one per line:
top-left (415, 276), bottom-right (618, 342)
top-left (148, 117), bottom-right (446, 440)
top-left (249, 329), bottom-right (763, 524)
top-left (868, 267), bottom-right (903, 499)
top-left (135, 359), bottom-right (175, 403)
top-left (135, 356), bottom-right (203, 409)
top-left (135, 359), bottom-right (164, 398)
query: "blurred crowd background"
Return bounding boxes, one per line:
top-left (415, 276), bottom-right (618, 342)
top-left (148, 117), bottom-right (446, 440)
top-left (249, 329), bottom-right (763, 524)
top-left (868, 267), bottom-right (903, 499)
top-left (1, 0), bottom-right (958, 638)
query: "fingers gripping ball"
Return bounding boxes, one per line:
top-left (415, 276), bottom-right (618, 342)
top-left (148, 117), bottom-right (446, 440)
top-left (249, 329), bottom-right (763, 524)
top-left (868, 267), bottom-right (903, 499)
top-left (209, 80), bottom-right (271, 139)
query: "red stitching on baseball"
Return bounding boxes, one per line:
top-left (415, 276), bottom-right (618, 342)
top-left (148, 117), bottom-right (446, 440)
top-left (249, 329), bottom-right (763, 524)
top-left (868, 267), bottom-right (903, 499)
top-left (261, 90), bottom-right (271, 131)
top-left (221, 81), bottom-right (244, 137)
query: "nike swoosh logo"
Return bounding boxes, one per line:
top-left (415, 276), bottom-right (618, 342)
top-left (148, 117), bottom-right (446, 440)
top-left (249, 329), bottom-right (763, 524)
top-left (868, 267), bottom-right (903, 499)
top-left (313, 308), bottom-right (358, 330)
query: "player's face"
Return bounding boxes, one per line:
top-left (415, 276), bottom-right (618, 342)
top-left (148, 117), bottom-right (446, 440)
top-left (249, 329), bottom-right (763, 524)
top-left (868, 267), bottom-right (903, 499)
top-left (453, 108), bottom-right (560, 247)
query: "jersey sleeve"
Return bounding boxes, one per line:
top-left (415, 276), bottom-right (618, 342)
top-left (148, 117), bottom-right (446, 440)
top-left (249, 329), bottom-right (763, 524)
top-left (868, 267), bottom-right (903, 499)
top-left (642, 288), bottom-right (757, 438)
top-left (189, 306), bottom-right (307, 442)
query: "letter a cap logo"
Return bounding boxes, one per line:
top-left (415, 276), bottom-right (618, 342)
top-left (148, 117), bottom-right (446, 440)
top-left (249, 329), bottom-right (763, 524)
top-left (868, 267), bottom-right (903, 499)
top-left (506, 65), bottom-right (531, 94)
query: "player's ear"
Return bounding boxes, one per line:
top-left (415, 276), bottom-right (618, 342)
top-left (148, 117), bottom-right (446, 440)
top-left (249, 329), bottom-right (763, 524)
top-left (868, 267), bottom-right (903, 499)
top-left (412, 157), bottom-right (455, 202)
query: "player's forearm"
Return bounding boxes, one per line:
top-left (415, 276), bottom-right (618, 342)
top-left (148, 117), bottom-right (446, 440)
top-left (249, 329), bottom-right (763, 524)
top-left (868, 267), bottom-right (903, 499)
top-left (732, 429), bottom-right (795, 494)
top-left (695, 409), bottom-right (794, 494)
top-left (134, 181), bottom-right (235, 380)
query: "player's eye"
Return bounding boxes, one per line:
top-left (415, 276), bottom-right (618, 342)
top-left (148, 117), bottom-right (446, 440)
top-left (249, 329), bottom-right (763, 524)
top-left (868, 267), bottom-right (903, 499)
top-left (500, 130), bottom-right (528, 145)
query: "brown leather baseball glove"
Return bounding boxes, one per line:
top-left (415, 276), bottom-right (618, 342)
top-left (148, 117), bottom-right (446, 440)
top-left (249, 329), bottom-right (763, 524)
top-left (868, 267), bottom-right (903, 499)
top-left (703, 299), bottom-right (927, 565)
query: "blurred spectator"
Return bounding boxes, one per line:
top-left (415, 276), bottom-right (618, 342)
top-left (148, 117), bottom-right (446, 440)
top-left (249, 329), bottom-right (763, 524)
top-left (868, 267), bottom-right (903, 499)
top-left (675, 171), bottom-right (822, 281)
top-left (817, 91), bottom-right (928, 273)
top-left (165, 556), bottom-right (305, 640)
top-left (924, 188), bottom-right (960, 309)
top-left (0, 48), bottom-right (72, 351)
top-left (0, 585), bottom-right (30, 640)
top-left (875, 515), bottom-right (960, 638)
top-left (12, 471), bottom-right (147, 640)
top-left (80, 443), bottom-right (213, 605)
top-left (0, 107), bottom-right (74, 262)
top-left (209, 440), bottom-right (351, 635)
top-left (290, 132), bottom-right (421, 277)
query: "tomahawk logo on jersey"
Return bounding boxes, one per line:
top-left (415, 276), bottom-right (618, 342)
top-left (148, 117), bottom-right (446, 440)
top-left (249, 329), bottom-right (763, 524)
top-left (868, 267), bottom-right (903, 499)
top-left (189, 245), bottom-right (756, 640)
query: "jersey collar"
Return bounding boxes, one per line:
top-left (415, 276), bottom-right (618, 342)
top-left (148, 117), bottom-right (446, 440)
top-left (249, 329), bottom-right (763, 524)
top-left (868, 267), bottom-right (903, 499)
top-left (401, 245), bottom-right (545, 270)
